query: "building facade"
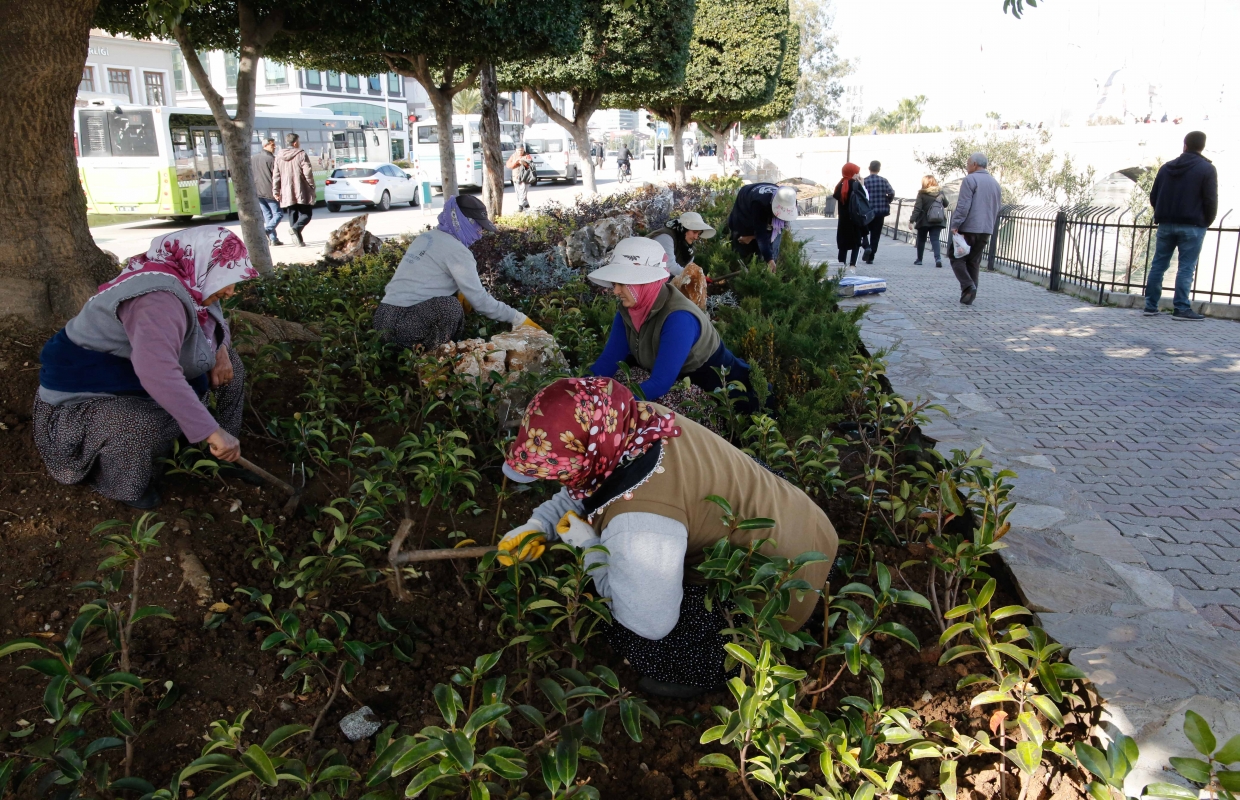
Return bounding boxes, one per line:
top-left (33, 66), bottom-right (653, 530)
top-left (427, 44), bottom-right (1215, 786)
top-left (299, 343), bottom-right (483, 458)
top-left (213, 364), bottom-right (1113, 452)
top-left (79, 32), bottom-right (179, 108)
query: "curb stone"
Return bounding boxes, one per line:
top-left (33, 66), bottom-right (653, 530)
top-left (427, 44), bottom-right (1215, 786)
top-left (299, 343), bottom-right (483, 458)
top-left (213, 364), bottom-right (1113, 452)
top-left (791, 217), bottom-right (1240, 795)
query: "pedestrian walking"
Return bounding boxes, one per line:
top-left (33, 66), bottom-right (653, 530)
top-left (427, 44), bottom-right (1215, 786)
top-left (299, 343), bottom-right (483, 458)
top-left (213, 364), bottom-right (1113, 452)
top-left (832, 163), bottom-right (869, 269)
top-left (506, 145), bottom-right (535, 212)
top-left (1143, 131), bottom-right (1218, 321)
top-left (272, 132), bottom-right (316, 247)
top-left (251, 138), bottom-right (283, 246)
top-left (949, 152), bottom-right (1002, 305)
top-left (909, 175), bottom-right (949, 267)
top-left (861, 160), bottom-right (894, 263)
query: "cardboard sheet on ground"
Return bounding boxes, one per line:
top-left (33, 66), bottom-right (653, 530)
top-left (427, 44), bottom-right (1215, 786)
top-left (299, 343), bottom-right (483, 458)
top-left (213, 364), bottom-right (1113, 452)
top-left (837, 275), bottom-right (887, 296)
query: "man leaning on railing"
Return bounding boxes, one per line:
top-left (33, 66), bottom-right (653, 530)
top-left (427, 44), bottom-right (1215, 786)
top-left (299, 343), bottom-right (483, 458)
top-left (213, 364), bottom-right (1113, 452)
top-left (1143, 131), bottom-right (1219, 321)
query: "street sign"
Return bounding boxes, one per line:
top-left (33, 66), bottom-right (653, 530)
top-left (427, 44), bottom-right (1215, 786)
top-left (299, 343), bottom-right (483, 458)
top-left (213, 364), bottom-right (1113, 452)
top-left (656, 122), bottom-right (671, 138)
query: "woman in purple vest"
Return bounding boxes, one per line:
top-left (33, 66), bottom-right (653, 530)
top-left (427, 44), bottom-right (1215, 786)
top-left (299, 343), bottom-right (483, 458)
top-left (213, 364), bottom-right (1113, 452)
top-left (33, 228), bottom-right (257, 509)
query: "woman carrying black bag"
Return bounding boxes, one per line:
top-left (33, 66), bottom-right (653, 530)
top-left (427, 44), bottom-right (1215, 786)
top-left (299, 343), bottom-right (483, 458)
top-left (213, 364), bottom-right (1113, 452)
top-left (910, 175), bottom-right (950, 267)
top-left (832, 162), bottom-right (868, 268)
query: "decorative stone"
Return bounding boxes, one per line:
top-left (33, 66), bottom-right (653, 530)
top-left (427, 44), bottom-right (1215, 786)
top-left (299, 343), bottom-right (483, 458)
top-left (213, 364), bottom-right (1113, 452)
top-left (323, 214), bottom-right (382, 263)
top-left (339, 706), bottom-right (381, 741)
top-left (564, 214), bottom-right (634, 268)
top-left (490, 328), bottom-right (568, 376)
top-left (1006, 504), bottom-right (1067, 530)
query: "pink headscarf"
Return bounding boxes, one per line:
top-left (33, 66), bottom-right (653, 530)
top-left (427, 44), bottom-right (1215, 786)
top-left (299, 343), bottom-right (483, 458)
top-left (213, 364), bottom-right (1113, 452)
top-left (100, 227), bottom-right (258, 326)
top-left (626, 278), bottom-right (669, 331)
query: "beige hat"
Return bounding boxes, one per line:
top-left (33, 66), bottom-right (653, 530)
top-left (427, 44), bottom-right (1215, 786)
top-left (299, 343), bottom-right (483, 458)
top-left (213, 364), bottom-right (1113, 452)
top-left (674, 211), bottom-right (717, 238)
top-left (771, 186), bottom-right (799, 222)
top-left (587, 237), bottom-right (671, 287)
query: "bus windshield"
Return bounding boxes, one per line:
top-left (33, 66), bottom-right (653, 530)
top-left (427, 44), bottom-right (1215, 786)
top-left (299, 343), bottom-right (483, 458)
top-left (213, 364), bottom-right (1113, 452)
top-left (79, 109), bottom-right (160, 158)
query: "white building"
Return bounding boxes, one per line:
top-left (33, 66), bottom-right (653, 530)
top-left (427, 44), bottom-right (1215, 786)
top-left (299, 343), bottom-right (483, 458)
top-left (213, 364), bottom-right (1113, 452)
top-left (79, 32), bottom-right (179, 108)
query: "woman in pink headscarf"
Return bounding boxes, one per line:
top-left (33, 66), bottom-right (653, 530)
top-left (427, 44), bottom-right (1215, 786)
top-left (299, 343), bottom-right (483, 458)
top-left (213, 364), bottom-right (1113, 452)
top-left (33, 227), bottom-right (258, 509)
top-left (587, 237), bottom-right (755, 411)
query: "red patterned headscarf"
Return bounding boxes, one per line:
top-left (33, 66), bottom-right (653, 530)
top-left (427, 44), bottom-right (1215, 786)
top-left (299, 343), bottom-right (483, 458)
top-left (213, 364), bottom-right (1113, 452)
top-left (506, 377), bottom-right (682, 499)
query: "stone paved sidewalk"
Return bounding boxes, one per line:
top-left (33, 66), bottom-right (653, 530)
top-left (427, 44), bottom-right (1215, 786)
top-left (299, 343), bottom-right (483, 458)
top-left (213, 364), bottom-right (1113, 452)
top-left (792, 216), bottom-right (1240, 789)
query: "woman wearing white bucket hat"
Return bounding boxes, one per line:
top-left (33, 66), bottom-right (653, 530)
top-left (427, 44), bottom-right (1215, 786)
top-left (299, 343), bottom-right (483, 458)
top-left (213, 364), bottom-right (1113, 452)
top-left (725, 183), bottom-right (798, 272)
top-left (647, 211), bottom-right (716, 276)
top-left (587, 237), bottom-right (757, 408)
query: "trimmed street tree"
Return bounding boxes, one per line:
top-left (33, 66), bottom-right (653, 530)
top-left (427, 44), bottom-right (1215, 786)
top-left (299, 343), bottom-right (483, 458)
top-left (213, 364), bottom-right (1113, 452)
top-left (298, 1), bottom-right (582, 198)
top-left (499, 0), bottom-right (696, 195)
top-left (785, 0), bottom-right (849, 136)
top-left (0, 0), bottom-right (117, 326)
top-left (615, 0), bottom-right (789, 183)
top-left (478, 63), bottom-right (505, 218)
top-left (697, 21), bottom-right (800, 162)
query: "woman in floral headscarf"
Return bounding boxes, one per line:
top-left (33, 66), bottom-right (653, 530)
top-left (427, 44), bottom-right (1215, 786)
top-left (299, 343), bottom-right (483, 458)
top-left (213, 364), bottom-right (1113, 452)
top-left (497, 377), bottom-right (838, 698)
top-left (373, 194), bottom-right (542, 350)
top-left (33, 227), bottom-right (257, 509)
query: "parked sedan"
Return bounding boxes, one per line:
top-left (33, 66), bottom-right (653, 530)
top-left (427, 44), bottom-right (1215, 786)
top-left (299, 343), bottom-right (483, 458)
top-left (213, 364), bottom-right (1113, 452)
top-left (325, 162), bottom-right (419, 212)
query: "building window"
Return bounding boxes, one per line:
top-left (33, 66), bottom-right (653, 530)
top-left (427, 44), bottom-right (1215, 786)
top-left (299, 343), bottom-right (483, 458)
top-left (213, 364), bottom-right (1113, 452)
top-left (368, 75), bottom-right (382, 95)
top-left (172, 51), bottom-right (186, 92)
top-left (326, 71), bottom-right (340, 90)
top-left (264, 60), bottom-right (287, 88)
top-left (196, 51), bottom-right (211, 86)
top-left (345, 74), bottom-right (360, 93)
top-left (305, 70), bottom-right (321, 89)
top-left (391, 138), bottom-right (405, 161)
top-left (107, 69), bottom-right (132, 101)
top-left (387, 72), bottom-right (401, 96)
top-left (143, 72), bottom-right (165, 105)
top-left (81, 66), bottom-right (95, 92)
top-left (224, 53), bottom-right (239, 89)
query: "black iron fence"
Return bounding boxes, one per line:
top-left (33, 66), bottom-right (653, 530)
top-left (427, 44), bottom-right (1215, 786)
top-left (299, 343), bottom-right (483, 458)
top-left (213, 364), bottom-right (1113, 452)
top-left (880, 198), bottom-right (1240, 306)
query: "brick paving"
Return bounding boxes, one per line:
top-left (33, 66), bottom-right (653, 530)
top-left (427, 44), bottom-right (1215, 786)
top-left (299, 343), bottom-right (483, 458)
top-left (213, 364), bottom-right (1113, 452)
top-left (794, 217), bottom-right (1240, 630)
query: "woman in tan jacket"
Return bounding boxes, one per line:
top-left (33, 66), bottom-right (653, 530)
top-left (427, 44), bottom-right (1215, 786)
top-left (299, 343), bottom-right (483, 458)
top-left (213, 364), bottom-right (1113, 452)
top-left (497, 377), bottom-right (838, 698)
top-left (272, 133), bottom-right (317, 246)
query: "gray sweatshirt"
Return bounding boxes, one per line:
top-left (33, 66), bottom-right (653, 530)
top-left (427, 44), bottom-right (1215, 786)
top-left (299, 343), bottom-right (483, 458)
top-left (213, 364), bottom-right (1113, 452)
top-left (529, 489), bottom-right (688, 640)
top-left (951, 168), bottom-right (1002, 234)
top-left (381, 229), bottom-right (523, 325)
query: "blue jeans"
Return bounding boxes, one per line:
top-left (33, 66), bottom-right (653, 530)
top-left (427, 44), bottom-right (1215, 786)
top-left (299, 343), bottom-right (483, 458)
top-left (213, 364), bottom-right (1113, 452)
top-left (1145, 224), bottom-right (1206, 312)
top-left (257, 196), bottom-right (283, 237)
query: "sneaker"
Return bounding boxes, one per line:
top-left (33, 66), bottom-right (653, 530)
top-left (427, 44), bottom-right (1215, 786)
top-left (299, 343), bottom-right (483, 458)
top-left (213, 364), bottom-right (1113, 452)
top-left (293, 230), bottom-right (305, 247)
top-left (1142, 308), bottom-right (1160, 317)
top-left (123, 485), bottom-right (162, 510)
top-left (638, 676), bottom-right (713, 699)
top-left (935, 261), bottom-right (943, 269)
top-left (270, 237), bottom-right (284, 247)
top-left (961, 286), bottom-right (977, 305)
top-left (1172, 309), bottom-right (1205, 321)
top-left (913, 259), bottom-right (923, 265)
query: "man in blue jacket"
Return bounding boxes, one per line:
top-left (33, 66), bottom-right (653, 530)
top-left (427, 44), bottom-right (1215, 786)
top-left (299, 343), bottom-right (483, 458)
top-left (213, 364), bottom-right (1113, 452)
top-left (1144, 131), bottom-right (1218, 321)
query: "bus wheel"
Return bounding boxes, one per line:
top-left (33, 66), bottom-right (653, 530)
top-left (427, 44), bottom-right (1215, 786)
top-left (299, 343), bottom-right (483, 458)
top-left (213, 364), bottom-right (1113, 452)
top-left (327, 203), bottom-right (342, 213)
top-left (376, 191), bottom-right (391, 212)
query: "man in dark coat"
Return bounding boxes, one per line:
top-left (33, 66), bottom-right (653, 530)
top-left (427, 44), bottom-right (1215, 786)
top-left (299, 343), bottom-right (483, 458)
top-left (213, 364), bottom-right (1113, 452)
top-left (251, 138), bottom-right (282, 246)
top-left (1143, 131), bottom-right (1219, 321)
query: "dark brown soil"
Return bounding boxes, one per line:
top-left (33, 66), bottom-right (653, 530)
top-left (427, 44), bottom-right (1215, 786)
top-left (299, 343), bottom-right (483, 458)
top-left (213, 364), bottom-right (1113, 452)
top-left (0, 329), bottom-right (1095, 800)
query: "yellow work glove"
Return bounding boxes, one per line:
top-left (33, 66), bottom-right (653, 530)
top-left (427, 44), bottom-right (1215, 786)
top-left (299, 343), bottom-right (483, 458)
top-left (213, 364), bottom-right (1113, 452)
top-left (556, 511), bottom-right (600, 548)
top-left (522, 317), bottom-right (544, 331)
top-left (456, 292), bottom-right (474, 315)
top-left (496, 521), bottom-right (546, 567)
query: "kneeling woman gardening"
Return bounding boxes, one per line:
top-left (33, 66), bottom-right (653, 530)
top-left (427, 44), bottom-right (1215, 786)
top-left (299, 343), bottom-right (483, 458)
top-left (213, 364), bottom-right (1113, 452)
top-left (33, 228), bottom-right (255, 509)
top-left (497, 377), bottom-right (838, 697)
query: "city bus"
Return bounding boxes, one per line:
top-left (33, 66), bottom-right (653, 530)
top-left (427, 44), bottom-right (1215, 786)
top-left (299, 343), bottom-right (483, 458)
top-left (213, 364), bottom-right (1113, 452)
top-left (410, 114), bottom-right (525, 190)
top-left (76, 103), bottom-right (368, 219)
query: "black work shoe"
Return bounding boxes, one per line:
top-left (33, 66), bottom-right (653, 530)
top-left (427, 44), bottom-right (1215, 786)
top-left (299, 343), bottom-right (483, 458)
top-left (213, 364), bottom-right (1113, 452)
top-left (1172, 309), bottom-right (1205, 321)
top-left (935, 261), bottom-right (943, 268)
top-left (961, 287), bottom-right (977, 305)
top-left (913, 259), bottom-right (923, 265)
top-left (1142, 308), bottom-right (1160, 317)
top-left (123, 486), bottom-right (162, 510)
top-left (271, 237), bottom-right (284, 246)
top-left (638, 677), bottom-right (711, 699)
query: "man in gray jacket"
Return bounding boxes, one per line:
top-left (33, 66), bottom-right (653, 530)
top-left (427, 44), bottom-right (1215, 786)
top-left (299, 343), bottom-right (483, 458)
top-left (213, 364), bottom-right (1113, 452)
top-left (949, 152), bottom-right (1002, 305)
top-left (251, 138), bottom-right (282, 246)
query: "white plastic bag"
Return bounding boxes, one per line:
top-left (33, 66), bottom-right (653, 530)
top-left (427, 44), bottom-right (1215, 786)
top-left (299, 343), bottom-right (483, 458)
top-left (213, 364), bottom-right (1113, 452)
top-left (952, 232), bottom-right (970, 258)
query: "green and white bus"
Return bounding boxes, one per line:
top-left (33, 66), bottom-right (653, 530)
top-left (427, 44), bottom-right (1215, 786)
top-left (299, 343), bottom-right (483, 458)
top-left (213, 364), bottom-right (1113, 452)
top-left (77, 104), bottom-right (368, 219)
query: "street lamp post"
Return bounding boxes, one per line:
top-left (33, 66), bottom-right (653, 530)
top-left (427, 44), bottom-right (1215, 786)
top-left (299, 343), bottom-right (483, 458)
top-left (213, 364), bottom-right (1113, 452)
top-left (844, 85), bottom-right (863, 164)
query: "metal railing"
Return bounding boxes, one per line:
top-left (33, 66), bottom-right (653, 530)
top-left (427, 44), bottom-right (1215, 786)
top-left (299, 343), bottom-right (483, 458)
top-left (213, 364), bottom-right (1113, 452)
top-left (880, 198), bottom-right (1240, 306)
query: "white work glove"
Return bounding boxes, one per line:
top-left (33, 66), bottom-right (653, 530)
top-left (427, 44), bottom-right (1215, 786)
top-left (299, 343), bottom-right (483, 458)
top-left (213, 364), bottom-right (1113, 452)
top-left (556, 511), bottom-right (601, 549)
top-left (496, 519), bottom-right (547, 567)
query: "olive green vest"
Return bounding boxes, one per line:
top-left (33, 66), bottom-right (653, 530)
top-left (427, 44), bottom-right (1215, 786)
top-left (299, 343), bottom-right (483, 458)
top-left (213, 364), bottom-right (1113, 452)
top-left (619, 285), bottom-right (720, 376)
top-left (594, 411), bottom-right (838, 630)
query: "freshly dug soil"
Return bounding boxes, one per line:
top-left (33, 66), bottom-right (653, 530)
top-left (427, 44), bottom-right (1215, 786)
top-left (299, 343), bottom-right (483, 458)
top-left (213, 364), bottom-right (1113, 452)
top-left (0, 329), bottom-right (1095, 800)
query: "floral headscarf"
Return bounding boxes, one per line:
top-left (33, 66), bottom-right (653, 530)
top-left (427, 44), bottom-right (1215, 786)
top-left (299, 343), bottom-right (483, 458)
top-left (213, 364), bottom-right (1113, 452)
top-left (437, 195), bottom-right (486, 248)
top-left (506, 377), bottom-right (682, 500)
top-left (99, 227), bottom-right (257, 326)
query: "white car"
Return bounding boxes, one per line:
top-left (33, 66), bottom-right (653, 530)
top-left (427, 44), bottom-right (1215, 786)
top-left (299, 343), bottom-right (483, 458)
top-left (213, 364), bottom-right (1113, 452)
top-left (325, 162), bottom-right (419, 212)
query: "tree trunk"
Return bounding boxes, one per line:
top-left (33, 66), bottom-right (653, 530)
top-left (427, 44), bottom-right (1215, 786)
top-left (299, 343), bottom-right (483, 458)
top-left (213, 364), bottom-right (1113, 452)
top-left (669, 107), bottom-right (688, 184)
top-left (173, 2), bottom-right (283, 276)
top-left (526, 88), bottom-right (602, 195)
top-left (428, 88), bottom-right (459, 197)
top-left (697, 119), bottom-right (734, 169)
top-left (0, 0), bottom-right (115, 326)
top-left (478, 62), bottom-right (504, 219)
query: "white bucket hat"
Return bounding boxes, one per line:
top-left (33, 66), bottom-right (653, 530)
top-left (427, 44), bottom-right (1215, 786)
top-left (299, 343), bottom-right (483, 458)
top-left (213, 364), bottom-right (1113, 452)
top-left (674, 211), bottom-right (717, 238)
top-left (587, 237), bottom-right (670, 287)
top-left (771, 186), bottom-right (799, 222)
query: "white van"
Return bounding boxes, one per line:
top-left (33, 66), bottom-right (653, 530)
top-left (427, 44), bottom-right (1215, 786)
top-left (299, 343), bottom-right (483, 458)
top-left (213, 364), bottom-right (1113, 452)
top-left (522, 122), bottom-right (579, 184)
top-left (410, 114), bottom-right (526, 190)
